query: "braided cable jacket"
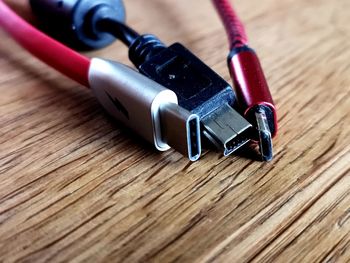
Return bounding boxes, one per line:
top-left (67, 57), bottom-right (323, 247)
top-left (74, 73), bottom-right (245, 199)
top-left (212, 0), bottom-right (248, 49)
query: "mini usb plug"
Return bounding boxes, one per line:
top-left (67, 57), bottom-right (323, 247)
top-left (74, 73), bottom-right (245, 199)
top-left (202, 103), bottom-right (252, 156)
top-left (128, 34), bottom-right (252, 156)
top-left (88, 58), bottom-right (201, 161)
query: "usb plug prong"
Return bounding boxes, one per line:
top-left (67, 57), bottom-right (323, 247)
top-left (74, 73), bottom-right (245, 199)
top-left (161, 103), bottom-right (201, 161)
top-left (255, 108), bottom-right (273, 161)
top-left (202, 103), bottom-right (252, 156)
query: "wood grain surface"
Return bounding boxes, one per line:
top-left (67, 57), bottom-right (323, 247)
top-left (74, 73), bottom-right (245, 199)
top-left (1, 0), bottom-right (350, 262)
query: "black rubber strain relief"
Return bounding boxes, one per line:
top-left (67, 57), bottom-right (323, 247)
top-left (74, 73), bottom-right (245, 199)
top-left (129, 34), bottom-right (166, 68)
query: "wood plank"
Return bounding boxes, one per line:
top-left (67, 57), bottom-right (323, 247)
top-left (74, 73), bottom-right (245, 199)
top-left (0, 0), bottom-right (349, 262)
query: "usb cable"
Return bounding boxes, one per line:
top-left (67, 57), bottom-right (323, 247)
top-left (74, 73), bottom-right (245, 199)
top-left (212, 0), bottom-right (278, 161)
top-left (0, 1), bottom-right (201, 161)
top-left (30, 0), bottom-right (254, 156)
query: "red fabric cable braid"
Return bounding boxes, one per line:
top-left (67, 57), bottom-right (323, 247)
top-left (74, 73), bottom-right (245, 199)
top-left (211, 0), bottom-right (278, 140)
top-left (211, 0), bottom-right (248, 49)
top-left (0, 0), bottom-right (90, 87)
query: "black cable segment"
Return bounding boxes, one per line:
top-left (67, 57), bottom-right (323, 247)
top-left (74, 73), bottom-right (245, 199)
top-left (96, 17), bottom-right (140, 47)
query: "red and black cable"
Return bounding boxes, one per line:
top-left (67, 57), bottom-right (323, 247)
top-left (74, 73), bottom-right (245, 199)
top-left (0, 1), bottom-right (202, 161)
top-left (0, 0), bottom-right (277, 161)
top-left (212, 0), bottom-right (278, 161)
top-left (0, 0), bottom-right (90, 87)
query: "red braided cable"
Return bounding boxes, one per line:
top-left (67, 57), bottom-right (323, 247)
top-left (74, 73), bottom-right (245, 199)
top-left (212, 0), bottom-right (248, 49)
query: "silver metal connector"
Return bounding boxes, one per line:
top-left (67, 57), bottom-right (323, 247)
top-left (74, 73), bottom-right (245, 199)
top-left (161, 103), bottom-right (201, 161)
top-left (88, 58), bottom-right (201, 161)
top-left (255, 109), bottom-right (273, 161)
top-left (202, 103), bottom-right (252, 156)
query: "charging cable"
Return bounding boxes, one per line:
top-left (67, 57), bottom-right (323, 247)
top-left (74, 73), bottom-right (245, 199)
top-left (212, 0), bottom-right (278, 161)
top-left (28, 0), bottom-right (254, 157)
top-left (0, 0), bottom-right (201, 161)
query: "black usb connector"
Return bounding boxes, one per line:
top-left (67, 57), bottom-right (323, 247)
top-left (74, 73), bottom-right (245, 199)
top-left (128, 35), bottom-right (252, 155)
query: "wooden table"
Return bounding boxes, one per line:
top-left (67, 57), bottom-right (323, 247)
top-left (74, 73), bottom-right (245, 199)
top-left (1, 0), bottom-right (349, 262)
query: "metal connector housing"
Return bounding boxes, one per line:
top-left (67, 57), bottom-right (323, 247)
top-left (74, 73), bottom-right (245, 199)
top-left (255, 108), bottom-right (273, 161)
top-left (88, 58), bottom-right (202, 161)
top-left (89, 58), bottom-right (177, 151)
top-left (202, 103), bottom-right (252, 156)
top-left (161, 103), bottom-right (201, 161)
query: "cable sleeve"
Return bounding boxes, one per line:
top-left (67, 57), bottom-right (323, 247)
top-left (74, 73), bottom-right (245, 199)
top-left (211, 0), bottom-right (248, 49)
top-left (0, 0), bottom-right (90, 87)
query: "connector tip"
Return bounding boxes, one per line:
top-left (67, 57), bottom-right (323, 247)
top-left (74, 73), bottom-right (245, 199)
top-left (161, 103), bottom-right (201, 161)
top-left (255, 109), bottom-right (273, 161)
top-left (202, 103), bottom-right (252, 156)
